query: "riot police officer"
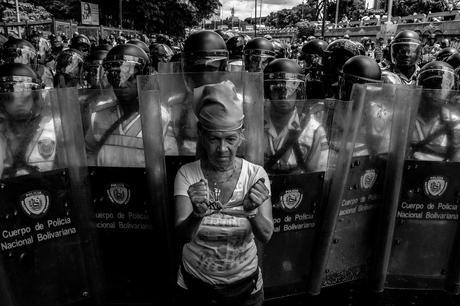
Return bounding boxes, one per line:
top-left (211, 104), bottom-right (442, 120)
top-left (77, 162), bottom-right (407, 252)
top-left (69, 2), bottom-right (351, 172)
top-left (436, 47), bottom-right (458, 62)
top-left (421, 33), bottom-right (441, 66)
top-left (127, 39), bottom-right (151, 58)
top-left (70, 34), bottom-right (91, 58)
top-left (54, 48), bottom-right (85, 88)
top-left (243, 37), bottom-right (275, 72)
top-left (299, 39), bottom-right (328, 99)
top-left (411, 61), bottom-right (460, 161)
top-left (338, 55), bottom-right (382, 101)
top-left (272, 39), bottom-right (288, 58)
top-left (85, 44), bottom-right (150, 166)
top-left (3, 38), bottom-right (37, 66)
top-left (173, 30), bottom-right (229, 155)
top-left (150, 43), bottom-right (174, 72)
top-left (83, 49), bottom-right (109, 89)
top-left (440, 38), bottom-right (450, 49)
top-left (226, 34), bottom-right (247, 71)
top-left (263, 58), bottom-right (329, 173)
top-left (323, 38), bottom-right (361, 98)
top-left (0, 63), bottom-right (51, 178)
top-left (382, 30), bottom-right (422, 85)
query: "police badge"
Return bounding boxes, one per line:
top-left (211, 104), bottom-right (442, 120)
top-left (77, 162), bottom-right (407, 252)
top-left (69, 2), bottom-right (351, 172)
top-left (280, 189), bottom-right (303, 211)
top-left (20, 190), bottom-right (50, 218)
top-left (107, 183), bottom-right (131, 205)
top-left (424, 176), bottom-right (448, 199)
top-left (360, 169), bottom-right (377, 190)
top-left (38, 138), bottom-right (55, 159)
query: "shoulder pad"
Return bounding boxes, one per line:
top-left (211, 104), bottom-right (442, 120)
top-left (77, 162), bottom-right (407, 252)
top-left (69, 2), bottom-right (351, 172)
top-left (381, 70), bottom-right (403, 85)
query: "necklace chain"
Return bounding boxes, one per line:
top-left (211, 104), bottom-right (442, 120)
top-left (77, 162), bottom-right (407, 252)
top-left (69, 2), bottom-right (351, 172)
top-left (203, 161), bottom-right (238, 205)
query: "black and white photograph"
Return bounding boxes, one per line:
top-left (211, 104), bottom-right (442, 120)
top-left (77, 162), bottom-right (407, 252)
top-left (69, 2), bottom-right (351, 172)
top-left (0, 0), bottom-right (460, 305)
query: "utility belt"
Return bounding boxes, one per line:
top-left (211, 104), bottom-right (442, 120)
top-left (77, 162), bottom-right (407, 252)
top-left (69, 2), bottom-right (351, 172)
top-left (181, 264), bottom-right (260, 303)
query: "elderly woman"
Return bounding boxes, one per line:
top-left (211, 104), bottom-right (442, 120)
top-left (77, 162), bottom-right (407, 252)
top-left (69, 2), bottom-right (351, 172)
top-left (174, 81), bottom-right (273, 306)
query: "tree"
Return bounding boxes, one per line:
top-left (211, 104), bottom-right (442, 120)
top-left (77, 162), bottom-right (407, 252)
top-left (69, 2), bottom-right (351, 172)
top-left (20, 0), bottom-right (221, 37)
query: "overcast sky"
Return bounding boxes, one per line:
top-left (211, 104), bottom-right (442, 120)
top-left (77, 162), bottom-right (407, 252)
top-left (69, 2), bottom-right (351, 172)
top-left (220, 0), bottom-right (298, 19)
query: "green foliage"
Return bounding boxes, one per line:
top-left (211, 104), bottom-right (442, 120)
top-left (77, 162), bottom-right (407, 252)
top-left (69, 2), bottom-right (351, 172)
top-left (1, 1), bottom-right (53, 23)
top-left (296, 21), bottom-right (316, 38)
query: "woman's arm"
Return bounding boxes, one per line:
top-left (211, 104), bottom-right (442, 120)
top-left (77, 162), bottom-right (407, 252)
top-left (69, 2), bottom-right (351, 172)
top-left (174, 195), bottom-right (204, 243)
top-left (249, 197), bottom-right (274, 244)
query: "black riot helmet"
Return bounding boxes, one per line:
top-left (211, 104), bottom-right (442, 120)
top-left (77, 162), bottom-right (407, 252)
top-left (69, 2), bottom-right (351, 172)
top-left (243, 37), bottom-right (275, 72)
top-left (0, 63), bottom-right (43, 122)
top-left (3, 38), bottom-right (37, 65)
top-left (70, 34), bottom-right (91, 56)
top-left (127, 39), bottom-right (150, 57)
top-left (436, 47), bottom-right (458, 62)
top-left (150, 43), bottom-right (174, 71)
top-left (300, 39), bottom-right (328, 71)
top-left (264, 59), bottom-right (305, 111)
top-left (226, 34), bottom-right (248, 59)
top-left (323, 39), bottom-right (361, 80)
top-left (54, 48), bottom-right (85, 88)
top-left (417, 61), bottom-right (456, 90)
top-left (338, 55), bottom-right (382, 101)
top-left (182, 30), bottom-right (228, 73)
top-left (446, 53), bottom-right (460, 70)
top-left (83, 49), bottom-right (109, 89)
top-left (390, 30), bottom-right (422, 67)
top-left (102, 44), bottom-right (149, 101)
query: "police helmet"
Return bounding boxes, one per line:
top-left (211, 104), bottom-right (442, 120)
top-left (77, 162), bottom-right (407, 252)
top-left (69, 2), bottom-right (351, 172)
top-left (95, 44), bottom-right (113, 52)
top-left (182, 30), bottom-right (228, 72)
top-left (127, 39), bottom-right (150, 57)
top-left (338, 55), bottom-right (382, 101)
top-left (264, 58), bottom-right (305, 102)
top-left (103, 44), bottom-right (149, 92)
top-left (390, 30), bottom-right (421, 67)
top-left (70, 34), bottom-right (91, 54)
top-left (264, 34), bottom-right (273, 41)
top-left (417, 61), bottom-right (456, 90)
top-left (243, 37), bottom-right (276, 72)
top-left (0, 63), bottom-right (42, 92)
top-left (84, 49), bottom-right (109, 89)
top-left (323, 39), bottom-right (361, 77)
top-left (3, 38), bottom-right (37, 65)
top-left (446, 53), bottom-right (460, 70)
top-left (300, 39), bottom-right (328, 68)
top-left (54, 48), bottom-right (85, 88)
top-left (150, 43), bottom-right (174, 70)
top-left (226, 35), bottom-right (248, 59)
top-left (436, 47), bottom-right (458, 62)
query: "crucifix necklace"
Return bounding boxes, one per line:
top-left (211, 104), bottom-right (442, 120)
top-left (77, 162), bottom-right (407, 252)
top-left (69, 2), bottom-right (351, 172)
top-left (203, 162), bottom-right (237, 210)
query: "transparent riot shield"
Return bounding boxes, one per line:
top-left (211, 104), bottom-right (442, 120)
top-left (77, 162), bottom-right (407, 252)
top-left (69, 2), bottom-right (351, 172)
top-left (373, 87), bottom-right (460, 293)
top-left (158, 62), bottom-right (182, 73)
top-left (261, 94), bottom-right (343, 299)
top-left (138, 71), bottom-right (264, 299)
top-left (307, 84), bottom-right (412, 295)
top-left (79, 87), bottom-right (165, 304)
top-left (0, 88), bottom-right (102, 305)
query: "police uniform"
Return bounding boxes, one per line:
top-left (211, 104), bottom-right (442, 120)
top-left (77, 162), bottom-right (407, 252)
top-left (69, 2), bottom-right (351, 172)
top-left (1, 116), bottom-right (56, 177)
top-left (85, 99), bottom-right (145, 167)
top-left (264, 106), bottom-right (329, 173)
top-left (382, 65), bottom-right (420, 85)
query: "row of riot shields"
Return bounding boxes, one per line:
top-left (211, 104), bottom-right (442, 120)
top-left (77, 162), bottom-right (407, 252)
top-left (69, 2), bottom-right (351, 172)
top-left (1, 72), bottom-right (460, 306)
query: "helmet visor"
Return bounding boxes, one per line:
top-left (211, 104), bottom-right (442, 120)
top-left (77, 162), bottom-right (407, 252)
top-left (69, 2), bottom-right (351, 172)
top-left (0, 77), bottom-right (42, 93)
top-left (182, 56), bottom-right (227, 72)
top-left (264, 79), bottom-right (305, 101)
top-left (417, 68), bottom-right (456, 90)
top-left (103, 60), bottom-right (142, 88)
top-left (391, 42), bottom-right (421, 66)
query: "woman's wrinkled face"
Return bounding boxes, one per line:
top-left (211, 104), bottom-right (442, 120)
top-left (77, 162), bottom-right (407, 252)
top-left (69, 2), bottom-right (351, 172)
top-left (201, 129), bottom-right (243, 170)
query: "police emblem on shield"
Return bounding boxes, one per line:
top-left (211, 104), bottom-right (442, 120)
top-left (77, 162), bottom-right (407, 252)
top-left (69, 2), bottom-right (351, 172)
top-left (19, 190), bottom-right (50, 218)
top-left (424, 176), bottom-right (448, 198)
top-left (360, 169), bottom-right (377, 190)
top-left (280, 189), bottom-right (303, 211)
top-left (37, 138), bottom-right (55, 159)
top-left (107, 183), bottom-right (131, 205)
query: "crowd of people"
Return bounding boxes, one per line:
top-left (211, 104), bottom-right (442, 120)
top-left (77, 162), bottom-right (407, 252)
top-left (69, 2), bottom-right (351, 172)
top-left (0, 26), bottom-right (459, 305)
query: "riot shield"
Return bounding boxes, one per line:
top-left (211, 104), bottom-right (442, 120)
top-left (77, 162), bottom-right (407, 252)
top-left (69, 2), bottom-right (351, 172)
top-left (0, 88), bottom-right (102, 305)
top-left (373, 87), bottom-right (460, 293)
top-left (79, 87), bottom-right (166, 304)
top-left (261, 94), bottom-right (343, 299)
top-left (138, 71), bottom-right (264, 298)
top-left (307, 84), bottom-right (410, 295)
top-left (158, 62), bottom-right (182, 73)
